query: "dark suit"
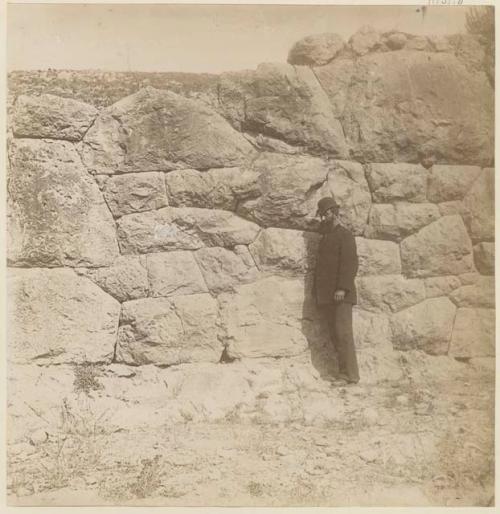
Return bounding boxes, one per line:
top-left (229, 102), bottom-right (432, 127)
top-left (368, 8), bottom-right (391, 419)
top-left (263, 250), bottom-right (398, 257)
top-left (314, 222), bottom-right (360, 382)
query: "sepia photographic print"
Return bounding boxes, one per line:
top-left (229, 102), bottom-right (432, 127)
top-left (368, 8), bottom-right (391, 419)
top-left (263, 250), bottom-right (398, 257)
top-left (5, 2), bottom-right (496, 508)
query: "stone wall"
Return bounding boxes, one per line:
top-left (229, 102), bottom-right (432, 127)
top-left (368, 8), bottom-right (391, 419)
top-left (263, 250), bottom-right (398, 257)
top-left (7, 28), bottom-right (495, 399)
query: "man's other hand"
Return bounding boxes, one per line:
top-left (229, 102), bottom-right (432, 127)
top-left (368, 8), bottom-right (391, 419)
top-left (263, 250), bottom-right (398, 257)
top-left (333, 290), bottom-right (346, 302)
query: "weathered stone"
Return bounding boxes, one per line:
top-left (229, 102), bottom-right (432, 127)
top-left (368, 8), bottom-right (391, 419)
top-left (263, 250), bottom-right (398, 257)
top-left (8, 268), bottom-right (120, 365)
top-left (219, 276), bottom-right (311, 359)
top-left (165, 167), bottom-right (259, 210)
top-left (81, 87), bottom-right (254, 174)
top-left (449, 33), bottom-right (487, 73)
top-left (12, 94), bottom-right (97, 141)
top-left (438, 200), bottom-right (464, 217)
top-left (428, 35), bottom-right (453, 52)
top-left (7, 139), bottom-right (119, 267)
top-left (462, 168), bottom-right (495, 243)
top-left (75, 255), bottom-right (149, 302)
top-left (249, 228), bottom-right (320, 274)
top-left (366, 163), bottom-right (427, 203)
top-left (458, 272), bottom-right (481, 286)
top-left (342, 51), bottom-right (493, 165)
top-left (355, 238), bottom-right (401, 276)
top-left (365, 203), bottom-right (440, 241)
top-left (349, 26), bottom-right (382, 56)
top-left (405, 36), bottom-right (430, 51)
top-left (385, 32), bottom-right (407, 50)
top-left (400, 215), bottom-right (473, 278)
top-left (194, 246), bottom-right (259, 293)
top-left (218, 63), bottom-right (348, 157)
top-left (288, 33), bottom-right (345, 66)
top-left (391, 297), bottom-right (456, 355)
top-left (449, 308), bottom-right (495, 358)
top-left (116, 294), bottom-right (221, 365)
top-left (237, 153), bottom-right (330, 231)
top-left (326, 160), bottom-right (372, 235)
top-left (146, 251), bottom-right (208, 297)
top-left (449, 276), bottom-right (495, 308)
top-left (427, 165), bottom-right (482, 202)
top-left (117, 207), bottom-right (261, 254)
top-left (99, 172), bottom-right (168, 218)
top-left (353, 308), bottom-right (391, 349)
top-left (424, 276), bottom-right (461, 299)
top-left (473, 242), bottom-right (494, 275)
top-left (357, 275), bottom-right (425, 313)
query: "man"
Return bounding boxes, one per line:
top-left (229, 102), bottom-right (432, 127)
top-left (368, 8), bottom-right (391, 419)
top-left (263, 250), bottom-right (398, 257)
top-left (314, 196), bottom-right (360, 385)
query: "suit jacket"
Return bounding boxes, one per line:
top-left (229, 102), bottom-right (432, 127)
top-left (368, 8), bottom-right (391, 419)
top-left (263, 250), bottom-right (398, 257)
top-left (314, 222), bottom-right (358, 305)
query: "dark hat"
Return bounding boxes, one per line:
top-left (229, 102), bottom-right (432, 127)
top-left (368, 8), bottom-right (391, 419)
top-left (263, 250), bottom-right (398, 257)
top-left (316, 196), bottom-right (339, 216)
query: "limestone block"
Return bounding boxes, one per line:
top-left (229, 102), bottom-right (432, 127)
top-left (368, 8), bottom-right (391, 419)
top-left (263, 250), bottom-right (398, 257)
top-left (391, 297), bottom-right (456, 355)
top-left (116, 294), bottom-right (221, 365)
top-left (423, 276), bottom-right (461, 299)
top-left (349, 26), bottom-right (382, 55)
top-left (353, 308), bottom-right (392, 349)
top-left (12, 94), bottom-right (97, 141)
top-left (449, 308), bottom-right (495, 358)
top-left (400, 215), bottom-right (474, 278)
top-left (449, 276), bottom-right (495, 308)
top-left (288, 33), bottom-right (345, 66)
top-left (117, 207), bottom-right (261, 254)
top-left (356, 237), bottom-right (401, 276)
top-left (473, 242), bottom-right (494, 275)
top-left (7, 139), bottom-right (119, 267)
top-left (385, 32), bottom-right (407, 50)
top-left (427, 165), bottom-right (482, 202)
top-left (7, 268), bottom-right (120, 365)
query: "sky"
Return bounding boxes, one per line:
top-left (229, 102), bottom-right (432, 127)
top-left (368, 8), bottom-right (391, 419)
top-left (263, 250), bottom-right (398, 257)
top-left (7, 4), bottom-right (470, 73)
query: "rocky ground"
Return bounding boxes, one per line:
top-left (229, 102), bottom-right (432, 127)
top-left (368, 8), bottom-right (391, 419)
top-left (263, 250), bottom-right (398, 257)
top-left (7, 352), bottom-right (494, 507)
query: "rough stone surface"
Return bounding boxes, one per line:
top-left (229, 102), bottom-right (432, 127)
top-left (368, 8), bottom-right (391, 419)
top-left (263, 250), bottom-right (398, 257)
top-left (462, 168), bottom-right (495, 243)
top-left (117, 207), bottom-right (261, 254)
top-left (165, 167), bottom-right (259, 210)
top-left (81, 87), bottom-right (255, 174)
top-left (288, 33), bottom-right (345, 66)
top-left (366, 163), bottom-right (427, 203)
top-left (365, 203), bottom-right (440, 241)
top-left (249, 228), bottom-right (320, 274)
top-left (8, 268), bottom-right (120, 365)
top-left (391, 297), bottom-right (456, 355)
top-left (194, 246), bottom-right (259, 293)
top-left (427, 165), bottom-right (482, 202)
top-left (400, 215), bottom-right (473, 278)
top-left (75, 256), bottom-right (149, 302)
top-left (98, 172), bottom-right (168, 217)
top-left (449, 308), bottom-right (495, 358)
top-left (357, 275), bottom-right (426, 313)
top-left (349, 26), bottom-right (382, 56)
top-left (355, 238), bottom-right (401, 276)
top-left (146, 251), bottom-right (208, 297)
top-left (438, 200), bottom-right (465, 217)
top-left (219, 276), bottom-right (313, 359)
top-left (423, 276), bottom-right (461, 299)
top-left (385, 32), bottom-right (407, 50)
top-left (12, 94), bottom-right (97, 141)
top-left (449, 276), bottom-right (495, 309)
top-left (116, 294), bottom-right (221, 366)
top-left (7, 139), bottom-right (119, 267)
top-left (473, 242), bottom-right (494, 275)
top-left (237, 153), bottom-right (330, 231)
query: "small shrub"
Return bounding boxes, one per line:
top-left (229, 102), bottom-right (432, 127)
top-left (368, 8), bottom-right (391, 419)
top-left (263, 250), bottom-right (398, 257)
top-left (73, 362), bottom-right (104, 396)
top-left (247, 480), bottom-right (264, 497)
top-left (131, 455), bottom-right (162, 499)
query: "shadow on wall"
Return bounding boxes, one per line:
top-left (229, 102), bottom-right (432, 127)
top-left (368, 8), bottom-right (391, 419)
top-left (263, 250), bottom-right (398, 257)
top-left (300, 230), bottom-right (339, 379)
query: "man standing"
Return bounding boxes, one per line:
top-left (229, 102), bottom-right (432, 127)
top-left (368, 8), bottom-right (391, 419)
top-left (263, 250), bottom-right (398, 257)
top-left (314, 197), bottom-right (360, 385)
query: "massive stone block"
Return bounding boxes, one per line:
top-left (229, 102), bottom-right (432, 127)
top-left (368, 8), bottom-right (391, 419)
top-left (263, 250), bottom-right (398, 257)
top-left (449, 276), bottom-right (495, 309)
top-left (391, 297), bottom-right (456, 355)
top-left (12, 94), bottom-right (98, 141)
top-left (117, 207), bottom-right (261, 254)
top-left (116, 294), bottom-right (221, 366)
top-left (423, 276), bottom-right (461, 299)
top-left (341, 51), bottom-right (494, 165)
top-left (146, 251), bottom-right (208, 297)
top-left (287, 33), bottom-right (345, 66)
top-left (400, 215), bottom-right (474, 278)
top-left (194, 246), bottom-right (259, 293)
top-left (473, 242), bottom-right (494, 275)
top-left (357, 275), bottom-right (426, 313)
top-left (249, 227), bottom-right (320, 274)
top-left (219, 276), bottom-right (312, 359)
top-left (81, 87), bottom-right (254, 174)
top-left (237, 152), bottom-right (330, 231)
top-left (427, 165), bottom-right (483, 202)
top-left (7, 139), bottom-right (119, 267)
top-left (462, 168), bottom-right (495, 243)
top-left (449, 308), bottom-right (495, 358)
top-left (7, 268), bottom-right (120, 365)
top-left (349, 26), bottom-right (382, 56)
top-left (355, 238), bottom-right (401, 276)
top-left (365, 203), bottom-right (440, 241)
top-left (98, 172), bottom-right (168, 218)
top-left (165, 167), bottom-right (260, 211)
top-left (365, 163), bottom-right (427, 203)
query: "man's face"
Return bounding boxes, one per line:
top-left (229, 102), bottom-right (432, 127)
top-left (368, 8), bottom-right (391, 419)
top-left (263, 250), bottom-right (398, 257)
top-left (320, 207), bottom-right (336, 223)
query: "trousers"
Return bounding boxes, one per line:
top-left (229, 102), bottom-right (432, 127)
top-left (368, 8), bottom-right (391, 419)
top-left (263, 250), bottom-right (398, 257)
top-left (320, 301), bottom-right (360, 383)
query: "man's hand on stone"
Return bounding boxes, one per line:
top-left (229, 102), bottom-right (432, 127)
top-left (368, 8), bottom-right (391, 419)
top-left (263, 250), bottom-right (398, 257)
top-left (334, 290), bottom-right (346, 302)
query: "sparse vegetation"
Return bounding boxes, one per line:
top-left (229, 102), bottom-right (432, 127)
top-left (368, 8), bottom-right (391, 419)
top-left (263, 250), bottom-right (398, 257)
top-left (131, 455), bottom-right (162, 499)
top-left (73, 362), bottom-right (104, 396)
top-left (465, 6), bottom-right (495, 85)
